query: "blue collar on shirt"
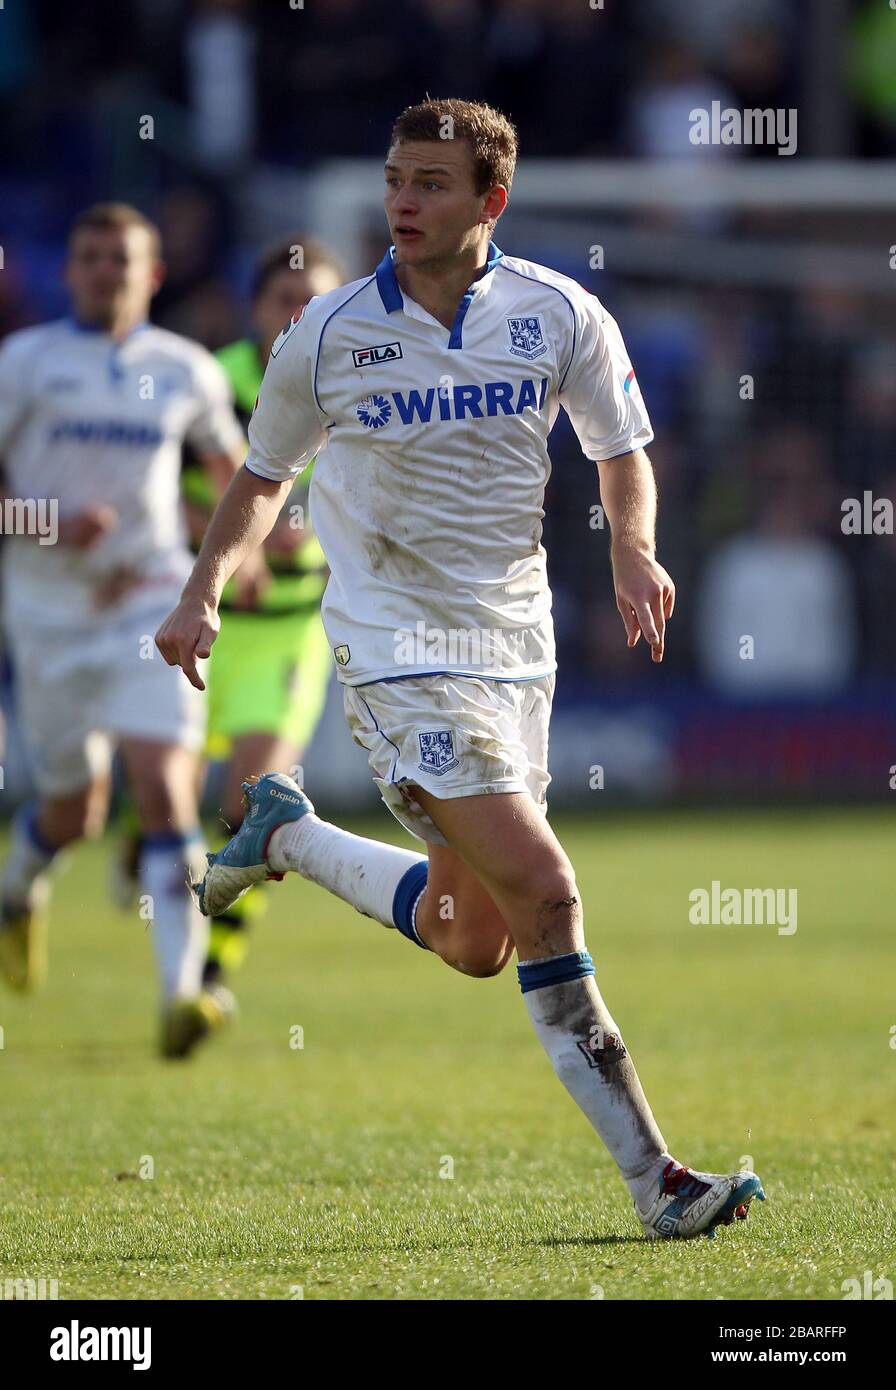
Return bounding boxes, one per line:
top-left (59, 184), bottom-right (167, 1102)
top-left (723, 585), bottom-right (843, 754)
top-left (67, 318), bottom-right (150, 336)
top-left (67, 316), bottom-right (152, 341)
top-left (375, 242), bottom-right (504, 349)
top-left (66, 317), bottom-right (151, 383)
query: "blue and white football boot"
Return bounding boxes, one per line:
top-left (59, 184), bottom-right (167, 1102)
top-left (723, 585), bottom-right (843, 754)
top-left (637, 1162), bottom-right (765, 1239)
top-left (196, 773), bottom-right (313, 918)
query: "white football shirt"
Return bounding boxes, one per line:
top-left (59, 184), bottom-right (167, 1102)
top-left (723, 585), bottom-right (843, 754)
top-left (246, 243), bottom-right (653, 686)
top-left (0, 319), bottom-right (243, 626)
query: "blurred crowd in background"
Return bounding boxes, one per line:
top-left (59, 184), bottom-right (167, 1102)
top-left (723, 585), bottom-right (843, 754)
top-left (3, 0), bottom-right (896, 183)
top-left (1, 0), bottom-right (894, 795)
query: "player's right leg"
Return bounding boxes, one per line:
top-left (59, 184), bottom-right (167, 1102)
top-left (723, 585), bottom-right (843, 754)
top-left (198, 675), bottom-right (524, 977)
top-left (412, 842), bottom-right (514, 977)
top-left (0, 626), bottom-right (113, 990)
top-left (0, 778), bottom-right (112, 991)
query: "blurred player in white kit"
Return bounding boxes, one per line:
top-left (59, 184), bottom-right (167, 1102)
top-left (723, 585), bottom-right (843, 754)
top-left (0, 203), bottom-right (253, 1057)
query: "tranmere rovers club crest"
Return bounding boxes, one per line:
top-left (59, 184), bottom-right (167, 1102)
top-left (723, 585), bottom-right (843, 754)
top-left (507, 316), bottom-right (547, 361)
top-left (418, 730), bottom-right (459, 776)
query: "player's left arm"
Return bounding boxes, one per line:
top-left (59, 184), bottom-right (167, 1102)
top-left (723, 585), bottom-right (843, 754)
top-left (597, 448), bottom-right (675, 663)
top-left (558, 292), bottom-right (675, 662)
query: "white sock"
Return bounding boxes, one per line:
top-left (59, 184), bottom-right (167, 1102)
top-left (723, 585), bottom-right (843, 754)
top-left (268, 815), bottom-right (429, 945)
top-left (2, 804), bottom-right (58, 909)
top-left (140, 832), bottom-right (209, 1000)
top-left (519, 950), bottom-right (674, 1208)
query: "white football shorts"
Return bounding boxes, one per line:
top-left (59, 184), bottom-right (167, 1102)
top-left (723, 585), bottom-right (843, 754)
top-left (8, 584), bottom-right (206, 796)
top-left (342, 672), bottom-right (554, 845)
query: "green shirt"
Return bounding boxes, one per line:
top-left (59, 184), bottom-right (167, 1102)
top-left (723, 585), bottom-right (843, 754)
top-left (182, 338), bottom-right (326, 615)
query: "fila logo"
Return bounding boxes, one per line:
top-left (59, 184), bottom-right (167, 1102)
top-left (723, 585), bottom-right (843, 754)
top-left (352, 341), bottom-right (403, 368)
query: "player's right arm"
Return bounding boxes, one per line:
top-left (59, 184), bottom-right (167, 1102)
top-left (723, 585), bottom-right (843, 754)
top-left (156, 467), bottom-right (291, 688)
top-left (0, 328), bottom-right (120, 548)
top-left (156, 305), bottom-right (328, 689)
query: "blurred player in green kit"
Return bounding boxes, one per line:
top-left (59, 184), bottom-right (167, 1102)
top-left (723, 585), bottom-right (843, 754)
top-left (119, 234), bottom-right (346, 1004)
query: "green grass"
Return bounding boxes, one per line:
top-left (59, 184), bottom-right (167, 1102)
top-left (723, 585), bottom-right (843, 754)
top-left (0, 807), bottom-right (893, 1300)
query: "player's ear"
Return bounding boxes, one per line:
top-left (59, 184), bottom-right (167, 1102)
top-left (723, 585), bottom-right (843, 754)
top-left (481, 185), bottom-right (507, 228)
top-left (150, 258), bottom-right (167, 296)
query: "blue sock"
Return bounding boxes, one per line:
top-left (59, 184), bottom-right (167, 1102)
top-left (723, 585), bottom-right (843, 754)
top-left (517, 949), bottom-right (595, 993)
top-left (392, 861), bottom-right (429, 949)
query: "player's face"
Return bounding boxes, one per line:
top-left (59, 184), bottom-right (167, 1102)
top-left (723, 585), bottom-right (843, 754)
top-left (252, 264), bottom-right (342, 349)
top-left (65, 225), bottom-right (163, 331)
top-left (384, 140), bottom-right (502, 267)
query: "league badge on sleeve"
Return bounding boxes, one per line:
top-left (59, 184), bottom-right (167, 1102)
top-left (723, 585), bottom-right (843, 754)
top-left (623, 367), bottom-right (644, 401)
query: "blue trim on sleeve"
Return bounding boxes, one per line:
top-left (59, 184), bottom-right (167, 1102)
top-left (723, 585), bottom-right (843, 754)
top-left (243, 459), bottom-right (289, 482)
top-left (517, 950), bottom-right (594, 994)
top-left (313, 276), bottom-right (377, 415)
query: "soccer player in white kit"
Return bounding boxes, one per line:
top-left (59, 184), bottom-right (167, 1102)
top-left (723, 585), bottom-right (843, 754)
top-left (0, 203), bottom-right (254, 1057)
top-left (157, 101), bottom-right (765, 1234)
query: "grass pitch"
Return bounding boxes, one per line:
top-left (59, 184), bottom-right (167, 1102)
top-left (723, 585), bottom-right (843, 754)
top-left (0, 807), bottom-right (892, 1300)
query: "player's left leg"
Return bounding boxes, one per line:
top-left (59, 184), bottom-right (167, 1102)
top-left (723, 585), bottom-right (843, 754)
top-left (408, 782), bottom-right (765, 1240)
top-left (117, 737), bottom-right (219, 1056)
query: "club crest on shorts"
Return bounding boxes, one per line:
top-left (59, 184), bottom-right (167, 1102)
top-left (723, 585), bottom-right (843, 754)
top-left (507, 316), bottom-right (547, 361)
top-left (418, 729), bottom-right (459, 775)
